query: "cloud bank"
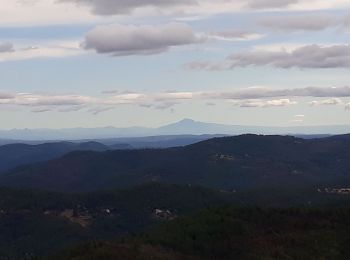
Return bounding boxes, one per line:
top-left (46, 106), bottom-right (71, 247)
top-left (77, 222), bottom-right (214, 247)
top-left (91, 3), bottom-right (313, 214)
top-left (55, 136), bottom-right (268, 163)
top-left (1, 86), bottom-right (350, 113)
top-left (187, 44), bottom-right (350, 70)
top-left (259, 13), bottom-right (350, 32)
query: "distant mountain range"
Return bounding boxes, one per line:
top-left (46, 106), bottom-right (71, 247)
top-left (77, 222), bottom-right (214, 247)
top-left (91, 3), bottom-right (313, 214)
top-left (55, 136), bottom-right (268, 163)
top-left (1, 134), bottom-right (350, 192)
top-left (0, 118), bottom-right (349, 141)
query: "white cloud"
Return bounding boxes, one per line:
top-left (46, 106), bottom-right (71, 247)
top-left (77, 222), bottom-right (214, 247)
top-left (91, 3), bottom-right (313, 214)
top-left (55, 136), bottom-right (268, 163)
top-left (1, 0), bottom-right (350, 26)
top-left (13, 93), bottom-right (95, 106)
top-left (233, 98), bottom-right (297, 107)
top-left (0, 0), bottom-right (99, 26)
top-left (309, 98), bottom-right (343, 106)
top-left (2, 86), bottom-right (350, 113)
top-left (83, 23), bottom-right (204, 56)
top-left (208, 31), bottom-right (265, 41)
top-left (0, 41), bottom-right (83, 62)
top-left (187, 44), bottom-right (350, 70)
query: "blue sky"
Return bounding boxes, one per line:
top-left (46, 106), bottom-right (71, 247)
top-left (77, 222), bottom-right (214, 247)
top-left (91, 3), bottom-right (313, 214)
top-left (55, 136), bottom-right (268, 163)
top-left (0, 0), bottom-right (350, 129)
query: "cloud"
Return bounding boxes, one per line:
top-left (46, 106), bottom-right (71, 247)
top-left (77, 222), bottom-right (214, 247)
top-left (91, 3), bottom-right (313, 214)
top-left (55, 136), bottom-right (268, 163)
top-left (187, 44), bottom-right (350, 70)
top-left (233, 44), bottom-right (350, 69)
top-left (246, 0), bottom-right (299, 9)
top-left (59, 0), bottom-right (196, 15)
top-left (83, 23), bottom-right (204, 56)
top-left (259, 13), bottom-right (336, 31)
top-left (58, 0), bottom-right (332, 17)
top-left (210, 86), bottom-right (350, 99)
top-left (2, 86), bottom-right (350, 113)
top-left (0, 41), bottom-right (83, 62)
top-left (259, 13), bottom-right (350, 32)
top-left (11, 93), bottom-right (95, 106)
top-left (0, 43), bottom-right (14, 53)
top-left (233, 98), bottom-right (298, 107)
top-left (1, 0), bottom-right (350, 27)
top-left (0, 93), bottom-right (15, 99)
top-left (309, 98), bottom-right (343, 106)
top-left (208, 31), bottom-right (265, 41)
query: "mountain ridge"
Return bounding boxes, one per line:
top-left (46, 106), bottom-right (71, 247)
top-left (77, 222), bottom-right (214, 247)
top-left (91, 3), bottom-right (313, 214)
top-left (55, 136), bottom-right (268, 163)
top-left (1, 134), bottom-right (350, 192)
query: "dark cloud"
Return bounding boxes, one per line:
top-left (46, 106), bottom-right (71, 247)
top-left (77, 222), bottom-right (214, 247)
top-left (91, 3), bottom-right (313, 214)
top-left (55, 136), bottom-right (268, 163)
top-left (0, 92), bottom-right (15, 99)
top-left (59, 0), bottom-right (196, 15)
top-left (209, 86), bottom-right (350, 99)
top-left (246, 0), bottom-right (298, 9)
top-left (0, 42), bottom-right (14, 53)
top-left (83, 23), bottom-right (203, 56)
top-left (259, 14), bottom-right (336, 31)
top-left (187, 44), bottom-right (350, 70)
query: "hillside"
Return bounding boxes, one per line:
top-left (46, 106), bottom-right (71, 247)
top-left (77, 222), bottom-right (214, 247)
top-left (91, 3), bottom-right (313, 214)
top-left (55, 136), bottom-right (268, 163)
top-left (1, 135), bottom-right (350, 192)
top-left (53, 206), bottom-right (350, 260)
top-left (0, 184), bottom-right (234, 259)
top-left (0, 183), bottom-right (349, 259)
top-left (0, 141), bottom-right (111, 173)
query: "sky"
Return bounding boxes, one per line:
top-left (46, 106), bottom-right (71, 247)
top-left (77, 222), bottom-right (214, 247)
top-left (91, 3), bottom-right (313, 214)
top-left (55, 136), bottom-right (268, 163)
top-left (0, 0), bottom-right (349, 129)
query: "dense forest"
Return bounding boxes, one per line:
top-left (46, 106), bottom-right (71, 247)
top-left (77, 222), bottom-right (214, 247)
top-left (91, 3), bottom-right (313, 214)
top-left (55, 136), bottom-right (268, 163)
top-left (53, 207), bottom-right (350, 260)
top-left (0, 135), bottom-right (349, 259)
top-left (1, 135), bottom-right (350, 192)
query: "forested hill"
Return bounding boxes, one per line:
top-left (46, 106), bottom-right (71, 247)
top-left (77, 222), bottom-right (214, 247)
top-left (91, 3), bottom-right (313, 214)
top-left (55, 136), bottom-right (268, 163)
top-left (1, 134), bottom-right (350, 192)
top-left (0, 141), bottom-right (110, 173)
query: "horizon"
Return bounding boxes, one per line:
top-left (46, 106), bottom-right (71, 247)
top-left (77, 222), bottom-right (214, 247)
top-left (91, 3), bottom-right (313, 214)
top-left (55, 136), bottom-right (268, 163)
top-left (1, 118), bottom-right (350, 131)
top-left (1, 118), bottom-right (350, 142)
